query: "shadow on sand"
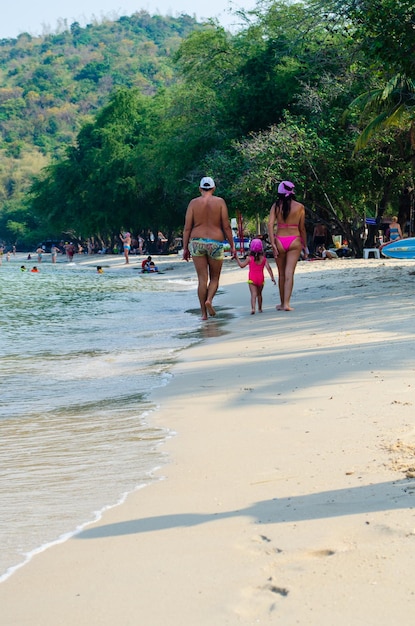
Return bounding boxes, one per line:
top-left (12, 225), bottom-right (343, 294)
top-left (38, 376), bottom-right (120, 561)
top-left (76, 479), bottom-right (415, 540)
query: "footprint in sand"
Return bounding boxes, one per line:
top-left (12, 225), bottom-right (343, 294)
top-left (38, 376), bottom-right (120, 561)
top-left (307, 548), bottom-right (336, 558)
top-left (233, 578), bottom-right (289, 620)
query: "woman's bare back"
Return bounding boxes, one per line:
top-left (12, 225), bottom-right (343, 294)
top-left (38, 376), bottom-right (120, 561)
top-left (275, 199), bottom-right (305, 229)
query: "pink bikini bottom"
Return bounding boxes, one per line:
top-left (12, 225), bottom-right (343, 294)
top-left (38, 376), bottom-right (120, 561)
top-left (276, 235), bottom-right (300, 252)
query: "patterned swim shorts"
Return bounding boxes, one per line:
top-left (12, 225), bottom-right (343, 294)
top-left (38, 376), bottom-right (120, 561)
top-left (189, 238), bottom-right (224, 260)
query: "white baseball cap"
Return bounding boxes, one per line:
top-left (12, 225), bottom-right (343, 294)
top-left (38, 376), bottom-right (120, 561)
top-left (200, 176), bottom-right (215, 189)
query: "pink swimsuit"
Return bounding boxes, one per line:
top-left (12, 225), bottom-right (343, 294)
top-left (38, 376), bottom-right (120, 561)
top-left (248, 256), bottom-right (266, 286)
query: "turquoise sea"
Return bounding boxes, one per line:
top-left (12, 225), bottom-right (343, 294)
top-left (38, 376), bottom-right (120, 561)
top-left (0, 255), bottom-right (203, 582)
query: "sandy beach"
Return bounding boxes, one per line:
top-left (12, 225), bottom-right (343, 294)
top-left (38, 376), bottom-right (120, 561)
top-left (2, 253), bottom-right (415, 624)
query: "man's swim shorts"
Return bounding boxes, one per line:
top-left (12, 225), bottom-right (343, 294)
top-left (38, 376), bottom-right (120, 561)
top-left (189, 238), bottom-right (225, 260)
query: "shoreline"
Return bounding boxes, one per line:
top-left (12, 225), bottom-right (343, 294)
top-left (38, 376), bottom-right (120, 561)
top-left (0, 253), bottom-right (199, 584)
top-left (2, 257), bottom-right (415, 624)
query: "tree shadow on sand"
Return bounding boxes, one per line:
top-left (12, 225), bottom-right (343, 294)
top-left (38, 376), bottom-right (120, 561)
top-left (76, 479), bottom-right (415, 540)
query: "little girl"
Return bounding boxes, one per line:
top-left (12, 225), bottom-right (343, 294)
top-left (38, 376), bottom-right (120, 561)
top-left (234, 239), bottom-right (276, 314)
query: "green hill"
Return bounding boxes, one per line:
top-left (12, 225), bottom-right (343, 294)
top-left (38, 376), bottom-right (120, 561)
top-left (0, 11), bottom-right (202, 237)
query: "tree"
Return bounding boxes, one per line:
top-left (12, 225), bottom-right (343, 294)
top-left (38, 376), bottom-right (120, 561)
top-left (312, 0), bottom-right (415, 151)
top-left (311, 0), bottom-right (415, 76)
top-left (31, 89), bottom-right (154, 239)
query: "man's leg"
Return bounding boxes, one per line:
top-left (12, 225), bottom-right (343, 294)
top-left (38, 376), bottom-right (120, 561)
top-left (205, 257), bottom-right (223, 316)
top-left (191, 255), bottom-right (209, 319)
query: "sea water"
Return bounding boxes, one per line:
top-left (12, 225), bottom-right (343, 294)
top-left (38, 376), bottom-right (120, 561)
top-left (0, 258), bottom-right (202, 581)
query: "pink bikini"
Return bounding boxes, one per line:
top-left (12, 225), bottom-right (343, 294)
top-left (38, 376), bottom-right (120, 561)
top-left (276, 224), bottom-right (300, 251)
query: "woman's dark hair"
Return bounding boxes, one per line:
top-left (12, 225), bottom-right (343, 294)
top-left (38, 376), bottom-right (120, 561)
top-left (275, 193), bottom-right (296, 221)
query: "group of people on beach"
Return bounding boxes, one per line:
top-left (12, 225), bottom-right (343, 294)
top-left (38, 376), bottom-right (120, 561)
top-left (183, 177), bottom-right (307, 319)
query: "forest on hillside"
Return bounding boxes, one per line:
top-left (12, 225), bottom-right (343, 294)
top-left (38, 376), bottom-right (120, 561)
top-left (0, 10), bottom-right (202, 246)
top-left (0, 0), bottom-right (414, 253)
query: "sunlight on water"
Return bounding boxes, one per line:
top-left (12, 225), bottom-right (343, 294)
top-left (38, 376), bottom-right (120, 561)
top-left (0, 262), bottom-right (200, 580)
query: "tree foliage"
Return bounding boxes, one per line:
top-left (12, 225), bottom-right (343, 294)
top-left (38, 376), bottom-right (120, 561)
top-left (2, 1), bottom-right (415, 252)
top-left (312, 0), bottom-right (415, 154)
top-left (311, 0), bottom-right (415, 76)
top-left (0, 11), bottom-right (203, 244)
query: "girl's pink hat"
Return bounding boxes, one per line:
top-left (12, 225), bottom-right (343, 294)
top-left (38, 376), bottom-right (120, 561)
top-left (278, 180), bottom-right (295, 196)
top-left (250, 238), bottom-right (263, 253)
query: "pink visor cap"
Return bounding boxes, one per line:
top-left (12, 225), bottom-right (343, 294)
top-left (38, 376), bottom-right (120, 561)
top-left (250, 238), bottom-right (263, 253)
top-left (278, 180), bottom-right (295, 196)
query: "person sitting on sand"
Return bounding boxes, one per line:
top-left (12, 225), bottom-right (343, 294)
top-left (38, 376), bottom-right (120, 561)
top-left (268, 180), bottom-right (308, 311)
top-left (233, 238), bottom-right (276, 314)
top-left (183, 176), bottom-right (235, 320)
top-left (315, 244), bottom-right (336, 259)
top-left (141, 256), bottom-right (152, 272)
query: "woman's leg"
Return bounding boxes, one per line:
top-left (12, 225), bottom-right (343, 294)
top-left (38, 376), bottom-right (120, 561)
top-left (276, 254), bottom-right (286, 309)
top-left (280, 246), bottom-right (301, 310)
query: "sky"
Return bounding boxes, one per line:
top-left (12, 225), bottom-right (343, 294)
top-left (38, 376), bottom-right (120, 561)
top-left (0, 0), bottom-right (260, 40)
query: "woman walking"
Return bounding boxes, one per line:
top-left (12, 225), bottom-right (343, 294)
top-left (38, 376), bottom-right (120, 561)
top-left (268, 180), bottom-right (308, 311)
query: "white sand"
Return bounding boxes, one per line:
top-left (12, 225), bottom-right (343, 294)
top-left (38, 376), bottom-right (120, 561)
top-left (2, 254), bottom-right (415, 625)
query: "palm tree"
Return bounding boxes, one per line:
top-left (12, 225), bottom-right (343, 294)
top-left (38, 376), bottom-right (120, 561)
top-left (350, 73), bottom-right (415, 152)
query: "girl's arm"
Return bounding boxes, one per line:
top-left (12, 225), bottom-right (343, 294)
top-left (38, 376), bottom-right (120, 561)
top-left (233, 255), bottom-right (250, 268)
top-left (265, 258), bottom-right (276, 283)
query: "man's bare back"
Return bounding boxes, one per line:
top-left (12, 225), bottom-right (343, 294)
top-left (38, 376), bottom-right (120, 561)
top-left (185, 194), bottom-right (230, 242)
